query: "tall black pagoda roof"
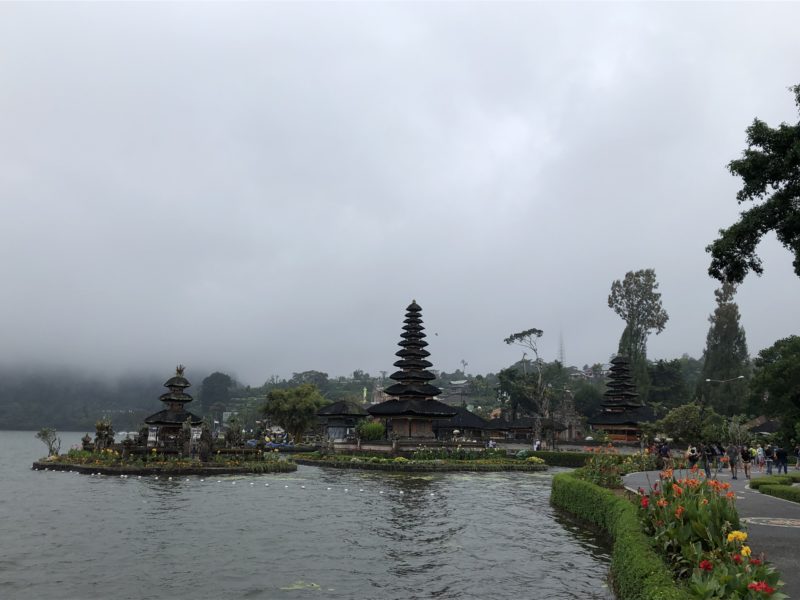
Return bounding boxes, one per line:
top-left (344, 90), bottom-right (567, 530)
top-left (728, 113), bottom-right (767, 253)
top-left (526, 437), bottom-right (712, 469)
top-left (159, 365), bottom-right (194, 404)
top-left (145, 365), bottom-right (201, 425)
top-left (367, 300), bottom-right (455, 419)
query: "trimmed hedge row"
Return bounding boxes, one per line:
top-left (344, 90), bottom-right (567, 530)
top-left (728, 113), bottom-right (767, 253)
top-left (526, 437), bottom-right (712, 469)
top-left (529, 451), bottom-right (592, 468)
top-left (294, 457), bottom-right (547, 472)
top-left (749, 475), bottom-right (795, 489)
top-left (550, 471), bottom-right (689, 600)
top-left (759, 484), bottom-right (800, 503)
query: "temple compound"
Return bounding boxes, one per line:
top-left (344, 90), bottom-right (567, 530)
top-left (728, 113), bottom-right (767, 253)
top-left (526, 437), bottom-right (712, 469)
top-left (144, 365), bottom-right (203, 448)
top-left (368, 300), bottom-right (456, 439)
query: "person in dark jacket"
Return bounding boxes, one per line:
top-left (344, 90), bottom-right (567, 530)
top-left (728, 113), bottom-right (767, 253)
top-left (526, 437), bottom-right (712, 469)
top-left (775, 446), bottom-right (789, 475)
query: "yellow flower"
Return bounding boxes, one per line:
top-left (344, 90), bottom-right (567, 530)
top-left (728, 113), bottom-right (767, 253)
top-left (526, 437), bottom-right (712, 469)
top-left (727, 531), bottom-right (748, 543)
top-left (741, 545), bottom-right (751, 557)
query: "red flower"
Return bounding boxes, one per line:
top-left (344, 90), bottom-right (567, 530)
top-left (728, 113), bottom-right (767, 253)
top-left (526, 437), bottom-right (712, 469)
top-left (732, 554), bottom-right (743, 564)
top-left (750, 558), bottom-right (762, 566)
top-left (699, 560), bottom-right (713, 572)
top-left (641, 496), bottom-right (649, 508)
top-left (747, 581), bottom-right (775, 594)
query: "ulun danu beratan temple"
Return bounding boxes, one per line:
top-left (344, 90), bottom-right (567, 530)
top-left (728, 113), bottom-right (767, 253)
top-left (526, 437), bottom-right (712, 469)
top-left (368, 300), bottom-right (456, 438)
top-left (144, 365), bottom-right (203, 447)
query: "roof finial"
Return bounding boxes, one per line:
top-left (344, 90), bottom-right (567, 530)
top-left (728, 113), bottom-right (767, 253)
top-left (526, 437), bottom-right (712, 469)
top-left (176, 364), bottom-right (185, 376)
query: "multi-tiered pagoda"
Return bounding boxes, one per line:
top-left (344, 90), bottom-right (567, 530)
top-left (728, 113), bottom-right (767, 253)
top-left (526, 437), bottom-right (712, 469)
top-left (587, 355), bottom-right (655, 441)
top-left (144, 365), bottom-right (203, 447)
top-left (368, 301), bottom-right (456, 439)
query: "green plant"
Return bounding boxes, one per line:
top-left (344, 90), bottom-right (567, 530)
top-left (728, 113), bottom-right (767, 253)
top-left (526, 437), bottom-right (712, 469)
top-left (36, 428), bottom-right (61, 456)
top-left (759, 484), bottom-right (800, 504)
top-left (551, 471), bottom-right (689, 600)
top-left (356, 420), bottom-right (385, 440)
top-left (749, 476), bottom-right (793, 490)
top-left (580, 445), bottom-right (623, 488)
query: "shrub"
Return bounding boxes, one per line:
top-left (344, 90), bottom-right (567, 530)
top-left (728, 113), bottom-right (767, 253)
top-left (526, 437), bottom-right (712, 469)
top-left (759, 484), bottom-right (800, 504)
top-left (551, 471), bottom-right (689, 600)
top-left (580, 445), bottom-right (623, 488)
top-left (749, 476), bottom-right (793, 489)
top-left (528, 450), bottom-right (592, 467)
top-left (356, 421), bottom-right (385, 441)
top-left (525, 456), bottom-right (545, 464)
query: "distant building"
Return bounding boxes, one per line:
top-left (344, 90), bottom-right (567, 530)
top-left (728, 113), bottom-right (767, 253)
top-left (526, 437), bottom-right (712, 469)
top-left (368, 301), bottom-right (456, 439)
top-left (587, 356), bottom-right (655, 441)
top-left (317, 400), bottom-right (368, 441)
top-left (144, 366), bottom-right (203, 448)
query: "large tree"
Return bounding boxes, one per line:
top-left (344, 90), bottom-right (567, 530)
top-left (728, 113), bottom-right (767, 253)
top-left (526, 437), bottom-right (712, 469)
top-left (707, 84), bottom-right (800, 283)
top-left (200, 372), bottom-right (234, 415)
top-left (608, 268), bottom-right (669, 399)
top-left (262, 384), bottom-right (328, 443)
top-left (699, 283), bottom-right (750, 415)
top-left (750, 335), bottom-right (800, 418)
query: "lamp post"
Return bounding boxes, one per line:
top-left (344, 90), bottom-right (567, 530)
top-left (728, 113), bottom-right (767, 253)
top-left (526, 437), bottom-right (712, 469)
top-left (705, 375), bottom-right (745, 384)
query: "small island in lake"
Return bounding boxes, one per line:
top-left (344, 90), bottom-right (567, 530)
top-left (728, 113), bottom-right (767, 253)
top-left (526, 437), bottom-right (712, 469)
top-left (33, 366), bottom-right (297, 476)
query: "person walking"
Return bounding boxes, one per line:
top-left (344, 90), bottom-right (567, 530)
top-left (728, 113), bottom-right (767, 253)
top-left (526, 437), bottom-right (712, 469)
top-left (795, 443), bottom-right (800, 470)
top-left (701, 443), bottom-right (713, 478)
top-left (765, 444), bottom-right (775, 475)
top-left (775, 446), bottom-right (789, 475)
top-left (726, 443), bottom-right (739, 480)
top-left (740, 444), bottom-right (752, 479)
top-left (756, 444), bottom-right (765, 473)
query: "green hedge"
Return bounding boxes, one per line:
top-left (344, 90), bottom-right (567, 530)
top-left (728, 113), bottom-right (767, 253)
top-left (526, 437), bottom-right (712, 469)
top-left (551, 471), bottom-right (689, 600)
top-left (530, 451), bottom-right (592, 468)
top-left (759, 484), bottom-right (800, 503)
top-left (749, 475), bottom-right (794, 489)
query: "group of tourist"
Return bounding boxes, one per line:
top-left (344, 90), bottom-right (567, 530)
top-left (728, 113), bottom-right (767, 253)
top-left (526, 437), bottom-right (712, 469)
top-left (655, 440), bottom-right (800, 479)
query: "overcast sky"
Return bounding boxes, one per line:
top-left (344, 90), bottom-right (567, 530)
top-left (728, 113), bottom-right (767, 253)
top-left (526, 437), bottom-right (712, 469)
top-left (1, 2), bottom-right (799, 385)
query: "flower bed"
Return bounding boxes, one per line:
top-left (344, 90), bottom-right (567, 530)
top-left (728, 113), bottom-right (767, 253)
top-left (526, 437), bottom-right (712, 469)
top-left (638, 468), bottom-right (786, 599)
top-left (749, 475), bottom-right (796, 490)
top-left (293, 452), bottom-right (548, 472)
top-left (34, 448), bottom-right (297, 475)
top-left (551, 470), bottom-right (689, 600)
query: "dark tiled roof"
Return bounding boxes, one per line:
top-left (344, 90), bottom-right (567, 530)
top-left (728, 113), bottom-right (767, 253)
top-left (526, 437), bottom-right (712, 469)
top-left (587, 404), bottom-right (657, 426)
top-left (433, 406), bottom-right (489, 430)
top-left (159, 391), bottom-right (194, 403)
top-left (368, 398), bottom-right (456, 418)
top-left (317, 400), bottom-right (368, 417)
top-left (486, 416), bottom-right (566, 431)
top-left (144, 409), bottom-right (203, 426)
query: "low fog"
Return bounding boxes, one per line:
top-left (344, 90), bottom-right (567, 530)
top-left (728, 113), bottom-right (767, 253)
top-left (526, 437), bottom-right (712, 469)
top-left (1, 2), bottom-right (799, 385)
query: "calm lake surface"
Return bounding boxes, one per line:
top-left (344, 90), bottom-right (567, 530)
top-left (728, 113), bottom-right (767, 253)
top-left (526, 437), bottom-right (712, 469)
top-left (1, 431), bottom-right (613, 600)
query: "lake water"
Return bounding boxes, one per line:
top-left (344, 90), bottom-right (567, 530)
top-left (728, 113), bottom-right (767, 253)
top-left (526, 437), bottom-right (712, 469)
top-left (1, 431), bottom-right (613, 600)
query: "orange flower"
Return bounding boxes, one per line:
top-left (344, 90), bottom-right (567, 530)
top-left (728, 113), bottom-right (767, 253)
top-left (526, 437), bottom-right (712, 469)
top-left (726, 491), bottom-right (736, 499)
top-left (701, 498), bottom-right (709, 505)
top-left (657, 498), bottom-right (668, 508)
top-left (672, 483), bottom-right (684, 496)
top-left (674, 505), bottom-right (685, 519)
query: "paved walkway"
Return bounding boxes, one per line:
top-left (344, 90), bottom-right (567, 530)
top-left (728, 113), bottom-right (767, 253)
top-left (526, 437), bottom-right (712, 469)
top-left (623, 469), bottom-right (800, 598)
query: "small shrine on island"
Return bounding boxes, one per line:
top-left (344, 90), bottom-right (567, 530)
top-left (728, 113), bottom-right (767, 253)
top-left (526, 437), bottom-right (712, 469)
top-left (317, 400), bottom-right (368, 441)
top-left (587, 355), bottom-right (656, 441)
top-left (368, 300), bottom-right (456, 438)
top-left (144, 365), bottom-right (203, 449)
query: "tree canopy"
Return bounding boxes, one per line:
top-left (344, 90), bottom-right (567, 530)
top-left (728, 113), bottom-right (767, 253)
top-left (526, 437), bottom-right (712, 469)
top-left (707, 84), bottom-right (800, 283)
top-left (750, 335), bottom-right (800, 417)
top-left (262, 384), bottom-right (328, 443)
top-left (200, 371), bottom-right (234, 415)
top-left (699, 283), bottom-right (750, 415)
top-left (608, 268), bottom-right (669, 399)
